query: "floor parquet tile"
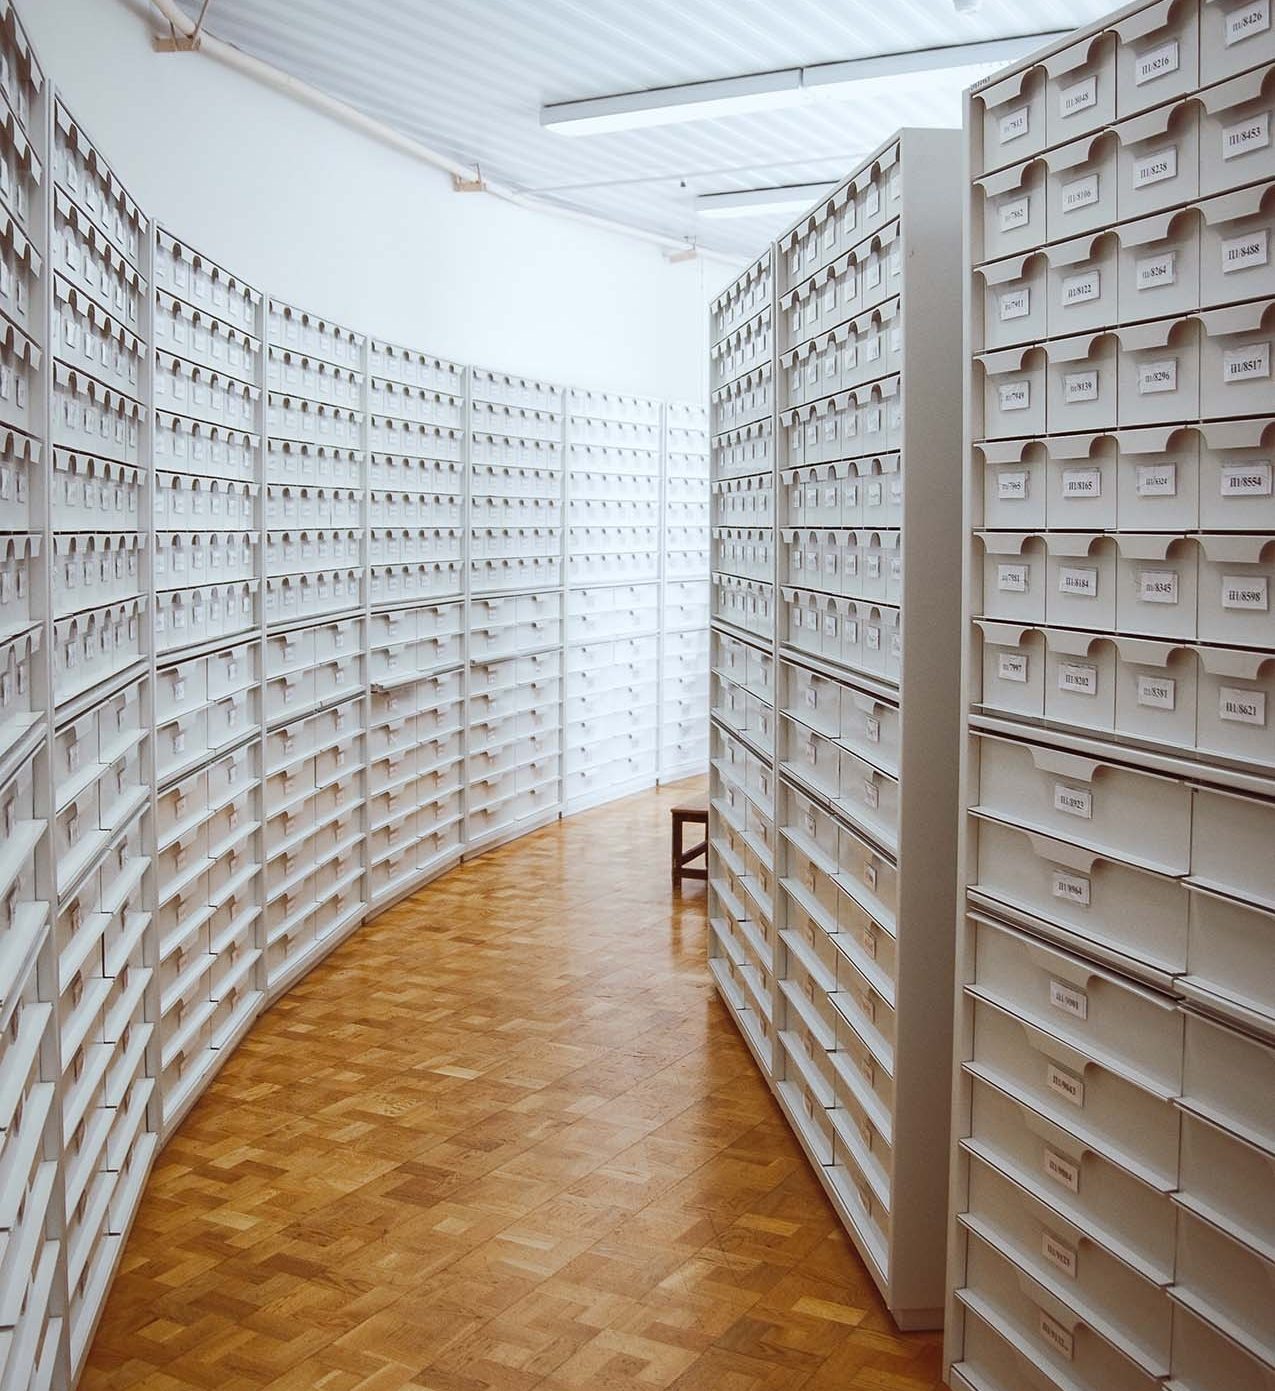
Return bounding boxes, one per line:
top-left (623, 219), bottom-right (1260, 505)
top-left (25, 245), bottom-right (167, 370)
top-left (81, 779), bottom-right (947, 1391)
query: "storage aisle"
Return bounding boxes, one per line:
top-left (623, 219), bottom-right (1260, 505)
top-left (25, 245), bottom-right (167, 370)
top-left (76, 780), bottom-right (947, 1391)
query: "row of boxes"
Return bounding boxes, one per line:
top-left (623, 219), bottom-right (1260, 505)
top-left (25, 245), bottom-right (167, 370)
top-left (470, 554), bottom-right (560, 593)
top-left (471, 433), bottom-right (559, 469)
top-left (714, 471), bottom-right (775, 528)
top-left (156, 413), bottom-right (257, 482)
top-left (713, 573), bottom-right (775, 642)
top-left (710, 307), bottom-right (773, 393)
top-left (569, 473), bottom-right (660, 503)
top-left (975, 5), bottom-right (1270, 177)
top-left (975, 620), bottom-right (1275, 766)
top-left (976, 181), bottom-right (1275, 353)
top-left (156, 472), bottom-right (255, 530)
top-left (264, 529), bottom-right (359, 573)
top-left (155, 228), bottom-right (259, 335)
top-left (375, 454), bottom-right (462, 493)
top-left (781, 222), bottom-right (902, 355)
top-left (155, 530), bottom-right (253, 586)
top-left (711, 364), bottom-right (772, 437)
top-left (55, 276), bottom-right (144, 398)
top-left (262, 569), bottom-right (359, 624)
top-left (370, 340), bottom-right (463, 394)
top-left (154, 289), bottom-right (259, 382)
top-left (711, 527), bottom-right (772, 583)
top-left (51, 532), bottom-right (142, 616)
top-left (368, 378), bottom-right (462, 429)
top-left (54, 190), bottom-right (144, 335)
top-left (977, 420), bottom-right (1275, 531)
top-left (52, 597), bottom-right (145, 707)
top-left (0, 198), bottom-right (40, 338)
top-left (711, 252), bottom-right (771, 341)
top-left (977, 303), bottom-right (1275, 438)
top-left (470, 461), bottom-right (559, 501)
top-left (0, 426), bottom-right (37, 530)
top-left (53, 364), bottom-right (144, 467)
top-left (154, 352), bottom-right (257, 433)
top-left (54, 103), bottom-right (145, 268)
top-left (154, 581), bottom-right (256, 655)
top-left (778, 143), bottom-right (902, 295)
top-left (975, 528), bottom-right (1274, 647)
top-left (781, 457), bottom-right (904, 531)
top-left (782, 529), bottom-right (905, 605)
top-left (472, 496), bottom-right (559, 526)
top-left (780, 297), bottom-right (902, 408)
top-left (783, 587), bottom-right (902, 686)
top-left (369, 414), bottom-right (463, 456)
top-left (267, 346), bottom-right (361, 408)
top-left (369, 560), bottom-right (463, 606)
top-left (783, 378), bottom-right (904, 466)
top-left (268, 393), bottom-right (359, 448)
top-left (268, 299), bottom-right (362, 370)
top-left (713, 419), bottom-right (773, 480)
top-left (471, 365), bottom-right (561, 414)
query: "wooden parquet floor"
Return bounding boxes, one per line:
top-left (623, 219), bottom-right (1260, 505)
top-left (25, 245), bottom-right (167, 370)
top-left (83, 778), bottom-right (947, 1391)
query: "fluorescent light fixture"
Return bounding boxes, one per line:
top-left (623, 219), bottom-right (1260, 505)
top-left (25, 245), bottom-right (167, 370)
top-left (541, 34), bottom-right (1068, 136)
top-left (696, 184), bottom-right (841, 220)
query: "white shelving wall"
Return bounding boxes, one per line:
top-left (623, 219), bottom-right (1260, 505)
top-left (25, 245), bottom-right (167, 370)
top-left (947, 5), bottom-right (1275, 1390)
top-left (0, 4), bottom-right (711, 1380)
top-left (708, 130), bottom-right (966, 1330)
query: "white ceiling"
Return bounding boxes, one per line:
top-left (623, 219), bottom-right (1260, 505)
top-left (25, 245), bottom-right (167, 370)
top-left (170, 0), bottom-right (1118, 261)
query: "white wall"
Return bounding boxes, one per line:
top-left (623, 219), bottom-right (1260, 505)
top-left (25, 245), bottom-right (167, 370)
top-left (26, 0), bottom-right (716, 402)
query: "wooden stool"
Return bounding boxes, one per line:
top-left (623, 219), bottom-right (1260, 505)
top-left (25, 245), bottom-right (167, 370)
top-left (671, 803), bottom-right (708, 886)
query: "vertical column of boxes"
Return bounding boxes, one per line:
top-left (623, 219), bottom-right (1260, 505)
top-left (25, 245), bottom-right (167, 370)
top-left (951, 11), bottom-right (1275, 1391)
top-left (0, 15), bottom-right (63, 1385)
top-left (262, 302), bottom-right (366, 990)
top-left (150, 228), bottom-right (263, 1131)
top-left (365, 340), bottom-right (466, 901)
top-left (467, 370), bottom-right (564, 846)
top-left (711, 133), bottom-right (968, 1329)
top-left (563, 389), bottom-right (662, 810)
top-left (50, 100), bottom-right (159, 1371)
top-left (660, 401), bottom-right (710, 779)
top-left (707, 250), bottom-right (778, 1075)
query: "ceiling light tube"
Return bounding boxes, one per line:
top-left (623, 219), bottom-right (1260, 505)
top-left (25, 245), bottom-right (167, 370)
top-left (695, 184), bottom-right (841, 220)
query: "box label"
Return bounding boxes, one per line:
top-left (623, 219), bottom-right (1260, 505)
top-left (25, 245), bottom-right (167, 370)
top-left (1060, 75), bottom-right (1097, 120)
top-left (998, 469), bottom-right (1029, 500)
top-left (998, 380), bottom-right (1030, 418)
top-left (1061, 268), bottom-right (1101, 305)
top-left (1222, 574), bottom-right (1269, 609)
top-left (999, 194), bottom-right (1031, 232)
top-left (1062, 467), bottom-right (1102, 498)
top-left (1058, 661), bottom-right (1098, 696)
top-left (1138, 357), bottom-right (1178, 394)
top-left (1062, 173), bottom-right (1100, 214)
top-left (1063, 370), bottom-right (1099, 403)
top-left (998, 562), bottom-right (1030, 592)
top-left (1226, 0), bottom-right (1271, 45)
top-left (1135, 38), bottom-right (1180, 85)
top-left (1053, 782), bottom-right (1093, 819)
top-left (1223, 341), bottom-right (1271, 381)
top-left (1057, 564), bottom-right (1098, 597)
top-left (1038, 1155), bottom-right (1084, 1214)
top-left (999, 106), bottom-right (1030, 145)
top-left (1220, 460), bottom-right (1272, 496)
top-left (1220, 686), bottom-right (1267, 726)
top-left (1049, 978), bottom-right (1089, 1020)
top-left (1224, 109), bottom-right (1271, 160)
top-left (1133, 144), bottom-right (1178, 188)
top-left (1137, 462), bottom-right (1178, 496)
top-left (998, 652), bottom-right (1029, 683)
top-left (1138, 673), bottom-right (1177, 710)
top-left (1136, 249), bottom-right (1177, 291)
top-left (1042, 1230), bottom-right (1080, 1279)
top-left (1052, 868), bottom-right (1092, 908)
top-left (999, 286), bottom-right (1031, 322)
top-left (1222, 227), bottom-right (1269, 275)
top-left (1046, 1060), bottom-right (1086, 1106)
top-left (1139, 567), bottom-right (1180, 604)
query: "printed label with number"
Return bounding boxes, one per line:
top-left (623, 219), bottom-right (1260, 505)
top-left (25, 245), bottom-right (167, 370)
top-left (998, 562), bottom-right (1030, 593)
top-left (998, 652), bottom-right (1029, 684)
top-left (1052, 868), bottom-right (1091, 907)
top-left (999, 287), bottom-right (1031, 322)
top-left (1047, 1060), bottom-right (1085, 1106)
top-left (1057, 565), bottom-right (1098, 597)
top-left (1049, 978), bottom-right (1089, 1020)
top-left (1223, 341), bottom-right (1271, 381)
top-left (998, 469), bottom-right (1029, 500)
top-left (1138, 673), bottom-right (1177, 710)
top-left (1059, 662), bottom-right (1098, 696)
top-left (1224, 110), bottom-right (1271, 159)
top-left (1226, 0), bottom-right (1270, 45)
top-left (999, 379), bottom-right (1032, 416)
top-left (1061, 269), bottom-right (1101, 305)
top-left (1063, 370), bottom-right (1098, 403)
top-left (1223, 228), bottom-right (1269, 276)
top-left (1222, 574), bottom-right (1269, 609)
top-left (999, 195), bottom-right (1031, 232)
top-left (1139, 568), bottom-right (1180, 604)
top-left (1045, 1147), bottom-right (1081, 1192)
top-left (1220, 460), bottom-right (1272, 496)
top-left (1062, 173), bottom-right (1100, 213)
top-left (1137, 462), bottom-right (1178, 496)
top-left (1133, 145), bottom-right (1178, 188)
top-left (1060, 75), bottom-right (1097, 119)
top-left (1136, 38), bottom-right (1180, 84)
top-left (1220, 686), bottom-right (1267, 725)
top-left (1053, 782), bottom-right (1093, 819)
top-left (999, 106), bottom-right (1030, 144)
top-left (1042, 1230), bottom-right (1080, 1279)
top-left (1138, 358), bottom-right (1178, 394)
top-left (1137, 249), bottom-right (1177, 291)
top-left (1062, 467), bottom-right (1101, 498)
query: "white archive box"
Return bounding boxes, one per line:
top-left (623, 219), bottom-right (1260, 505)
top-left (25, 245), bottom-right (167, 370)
top-left (971, 731), bottom-right (1193, 875)
top-left (1188, 782), bottom-right (1275, 909)
top-left (155, 415), bottom-right (257, 482)
top-left (1198, 62), bottom-right (1275, 198)
top-left (1177, 1108), bottom-right (1275, 1284)
top-left (0, 428), bottom-right (37, 532)
top-left (1117, 424), bottom-right (1202, 532)
top-left (1116, 206), bottom-right (1202, 325)
top-left (1181, 882), bottom-right (1275, 1025)
top-left (1115, 316), bottom-right (1202, 425)
top-left (54, 277), bottom-right (144, 397)
top-left (1045, 331), bottom-right (1119, 433)
top-left (1115, 97), bottom-right (1202, 221)
top-left (1199, 179), bottom-right (1275, 307)
top-left (1169, 1302), bottom-right (1275, 1391)
top-left (1045, 130), bottom-right (1119, 239)
top-left (1044, 30), bottom-right (1118, 147)
top-left (1047, 228), bottom-right (1121, 337)
top-left (1195, 644), bottom-right (1275, 764)
top-left (1178, 1007), bottom-right (1275, 1152)
top-left (1200, 297), bottom-right (1275, 417)
top-left (975, 345), bottom-right (1047, 440)
top-left (154, 229), bottom-right (260, 332)
top-left (153, 291), bottom-right (258, 380)
top-left (1172, 1207), bottom-right (1275, 1368)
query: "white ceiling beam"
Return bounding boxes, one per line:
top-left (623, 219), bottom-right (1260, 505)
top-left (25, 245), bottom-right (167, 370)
top-left (695, 183), bottom-right (841, 220)
top-left (541, 32), bottom-right (1069, 135)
